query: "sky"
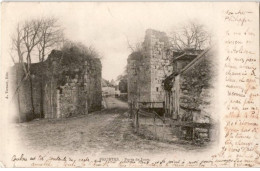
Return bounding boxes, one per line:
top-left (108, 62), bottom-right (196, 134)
top-left (1, 2), bottom-right (218, 81)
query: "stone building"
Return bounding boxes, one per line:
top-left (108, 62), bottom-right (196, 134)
top-left (10, 48), bottom-right (102, 122)
top-left (102, 86), bottom-right (116, 97)
top-left (163, 48), bottom-right (203, 118)
top-left (127, 28), bottom-right (217, 141)
top-left (163, 48), bottom-right (218, 140)
top-left (127, 29), bottom-right (173, 110)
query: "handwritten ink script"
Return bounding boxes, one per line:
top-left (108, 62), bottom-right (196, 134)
top-left (9, 154), bottom-right (258, 167)
top-left (221, 8), bottom-right (260, 167)
top-left (9, 8), bottom-right (260, 167)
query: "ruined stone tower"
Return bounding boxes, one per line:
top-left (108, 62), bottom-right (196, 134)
top-left (127, 29), bottom-right (173, 108)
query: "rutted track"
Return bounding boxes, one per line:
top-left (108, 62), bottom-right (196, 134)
top-left (15, 97), bottom-right (205, 157)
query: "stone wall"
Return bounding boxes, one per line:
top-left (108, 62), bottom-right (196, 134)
top-left (127, 51), bottom-right (150, 104)
top-left (178, 49), bottom-right (216, 123)
top-left (102, 86), bottom-right (116, 97)
top-left (9, 64), bottom-right (40, 121)
top-left (10, 48), bottom-right (102, 122)
top-left (84, 58), bottom-right (102, 113)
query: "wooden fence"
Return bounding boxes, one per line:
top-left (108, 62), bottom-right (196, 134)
top-left (129, 100), bottom-right (214, 144)
top-left (129, 101), bottom-right (174, 141)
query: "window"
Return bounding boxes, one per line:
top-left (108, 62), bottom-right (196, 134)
top-left (156, 87), bottom-right (159, 92)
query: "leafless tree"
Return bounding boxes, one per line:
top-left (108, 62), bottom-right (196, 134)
top-left (170, 21), bottom-right (211, 51)
top-left (37, 17), bottom-right (64, 62)
top-left (11, 17), bottom-right (64, 118)
top-left (11, 24), bottom-right (25, 63)
top-left (22, 19), bottom-right (43, 67)
top-left (11, 24), bottom-right (30, 75)
top-left (11, 24), bottom-right (28, 89)
top-left (125, 35), bottom-right (143, 53)
top-left (10, 20), bottom-right (43, 117)
top-left (127, 41), bottom-right (143, 53)
top-left (10, 25), bottom-right (27, 121)
top-left (21, 19), bottom-right (44, 116)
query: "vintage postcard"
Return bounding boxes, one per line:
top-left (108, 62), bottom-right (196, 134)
top-left (0, 1), bottom-right (259, 168)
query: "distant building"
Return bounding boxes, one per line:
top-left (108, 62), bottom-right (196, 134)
top-left (102, 86), bottom-right (116, 97)
top-left (101, 78), bottom-right (117, 97)
top-left (110, 79), bottom-right (117, 87)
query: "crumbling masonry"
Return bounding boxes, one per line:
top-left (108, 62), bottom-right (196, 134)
top-left (10, 48), bottom-right (102, 122)
top-left (127, 29), bottom-right (217, 141)
top-left (127, 29), bottom-right (173, 109)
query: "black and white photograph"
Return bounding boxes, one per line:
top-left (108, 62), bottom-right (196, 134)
top-left (0, 1), bottom-right (259, 168)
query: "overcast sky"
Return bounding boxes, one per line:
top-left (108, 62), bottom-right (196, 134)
top-left (2, 2), bottom-right (218, 81)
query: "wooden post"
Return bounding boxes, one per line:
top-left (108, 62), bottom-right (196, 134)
top-left (134, 110), bottom-right (136, 128)
top-left (130, 101), bottom-right (133, 118)
top-left (208, 128), bottom-right (210, 140)
top-left (137, 109), bottom-right (139, 131)
top-left (56, 89), bottom-right (60, 118)
top-left (163, 101), bottom-right (165, 120)
top-left (135, 109), bottom-right (139, 133)
top-left (164, 93), bottom-right (167, 117)
top-left (154, 113), bottom-right (157, 136)
top-left (192, 127), bottom-right (195, 141)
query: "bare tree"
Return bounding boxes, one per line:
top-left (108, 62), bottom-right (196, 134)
top-left (10, 26), bottom-right (26, 121)
top-left (11, 18), bottom-right (63, 119)
top-left (12, 24), bottom-right (25, 63)
top-left (170, 21), bottom-right (211, 51)
top-left (10, 24), bottom-right (27, 121)
top-left (37, 17), bottom-right (64, 62)
top-left (21, 19), bottom-right (44, 116)
top-left (10, 20), bottom-right (43, 118)
top-left (127, 41), bottom-right (143, 53)
top-left (125, 35), bottom-right (143, 53)
top-left (11, 24), bottom-right (29, 75)
top-left (22, 19), bottom-right (43, 66)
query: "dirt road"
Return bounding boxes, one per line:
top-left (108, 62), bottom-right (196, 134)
top-left (15, 97), bottom-right (203, 157)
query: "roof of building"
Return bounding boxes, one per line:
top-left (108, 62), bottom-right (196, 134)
top-left (163, 47), bottom-right (212, 91)
top-left (180, 47), bottom-right (211, 74)
top-left (171, 49), bottom-right (203, 62)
